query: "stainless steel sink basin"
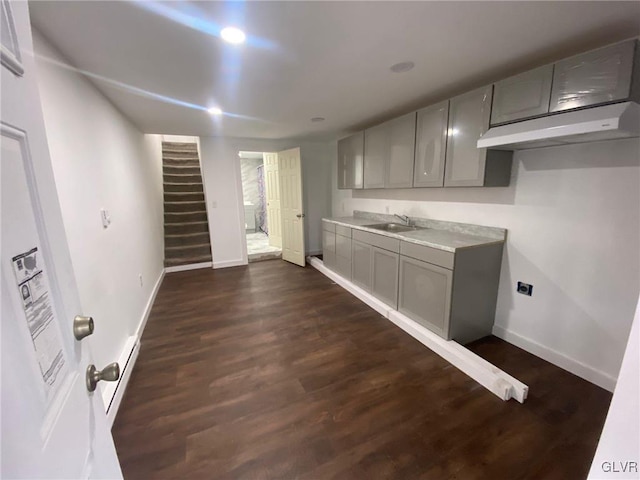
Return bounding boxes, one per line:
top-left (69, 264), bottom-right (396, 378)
top-left (365, 223), bottom-right (424, 233)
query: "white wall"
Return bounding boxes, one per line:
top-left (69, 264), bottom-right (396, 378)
top-left (198, 137), bottom-right (333, 267)
top-left (334, 138), bottom-right (640, 390)
top-left (33, 31), bottom-right (165, 371)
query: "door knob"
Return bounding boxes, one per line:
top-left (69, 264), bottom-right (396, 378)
top-left (86, 362), bottom-right (120, 392)
top-left (296, 213), bottom-right (305, 218)
top-left (73, 315), bottom-right (94, 340)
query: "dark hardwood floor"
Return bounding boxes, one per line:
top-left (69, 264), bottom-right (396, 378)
top-left (112, 260), bottom-right (612, 479)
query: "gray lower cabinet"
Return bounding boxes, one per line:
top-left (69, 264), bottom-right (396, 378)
top-left (550, 39), bottom-right (639, 113)
top-left (335, 231), bottom-right (352, 279)
top-left (444, 85), bottom-right (512, 187)
top-left (337, 132), bottom-right (364, 190)
top-left (371, 246), bottom-right (399, 309)
top-left (398, 240), bottom-right (503, 344)
top-left (491, 65), bottom-right (554, 125)
top-left (350, 231), bottom-right (400, 308)
top-left (398, 256), bottom-right (452, 339)
top-left (413, 101), bottom-right (449, 187)
top-left (351, 240), bottom-right (372, 290)
top-left (322, 228), bottom-right (336, 270)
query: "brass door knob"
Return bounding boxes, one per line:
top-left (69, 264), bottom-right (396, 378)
top-left (86, 362), bottom-right (120, 392)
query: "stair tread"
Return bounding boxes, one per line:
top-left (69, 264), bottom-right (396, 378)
top-left (164, 221), bottom-right (208, 225)
top-left (165, 243), bottom-right (211, 251)
top-left (165, 232), bottom-right (210, 238)
top-left (164, 255), bottom-right (212, 266)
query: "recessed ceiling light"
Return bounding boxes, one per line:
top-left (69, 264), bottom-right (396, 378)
top-left (311, 117), bottom-right (325, 123)
top-left (208, 107), bottom-right (223, 115)
top-left (220, 27), bottom-right (246, 44)
top-left (390, 61), bottom-right (415, 73)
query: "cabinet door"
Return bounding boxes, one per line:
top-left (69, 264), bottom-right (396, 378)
top-left (491, 65), bottom-right (553, 125)
top-left (337, 133), bottom-right (364, 189)
top-left (335, 254), bottom-right (352, 280)
top-left (385, 113), bottom-right (416, 189)
top-left (322, 230), bottom-right (336, 270)
top-left (398, 256), bottom-right (453, 339)
top-left (414, 101), bottom-right (448, 187)
top-left (335, 233), bottom-right (352, 259)
top-left (372, 247), bottom-right (399, 308)
top-left (444, 85), bottom-right (493, 187)
top-left (550, 40), bottom-right (636, 113)
top-left (322, 229), bottom-right (336, 253)
top-left (363, 123), bottom-right (387, 189)
top-left (352, 240), bottom-right (373, 291)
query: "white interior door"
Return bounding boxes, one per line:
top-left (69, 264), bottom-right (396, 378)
top-left (278, 147), bottom-right (306, 267)
top-left (263, 152), bottom-right (282, 248)
top-left (1, 2), bottom-right (121, 478)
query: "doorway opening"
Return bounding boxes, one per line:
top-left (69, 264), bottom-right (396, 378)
top-left (239, 151), bottom-right (282, 262)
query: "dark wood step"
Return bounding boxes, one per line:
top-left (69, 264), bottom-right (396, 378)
top-left (164, 221), bottom-right (209, 235)
top-left (164, 201), bottom-right (206, 213)
top-left (162, 142), bottom-right (198, 152)
top-left (163, 157), bottom-right (200, 167)
top-left (164, 192), bottom-right (205, 203)
top-left (164, 211), bottom-right (207, 223)
top-left (165, 243), bottom-right (212, 259)
top-left (163, 165), bottom-right (201, 175)
top-left (164, 182), bottom-right (204, 193)
top-left (165, 232), bottom-right (211, 248)
top-left (163, 254), bottom-right (212, 267)
top-left (163, 173), bottom-right (203, 184)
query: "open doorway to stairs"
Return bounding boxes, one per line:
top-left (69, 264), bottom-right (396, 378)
top-left (239, 151), bottom-right (282, 262)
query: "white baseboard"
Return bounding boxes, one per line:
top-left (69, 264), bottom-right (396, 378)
top-left (213, 258), bottom-right (247, 269)
top-left (102, 269), bottom-right (166, 426)
top-left (165, 261), bottom-right (212, 273)
top-left (307, 256), bottom-right (528, 403)
top-left (492, 325), bottom-right (616, 392)
top-left (102, 335), bottom-right (138, 427)
top-left (135, 269), bottom-right (165, 338)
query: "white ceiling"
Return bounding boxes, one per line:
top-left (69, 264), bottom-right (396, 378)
top-left (29, 1), bottom-right (640, 141)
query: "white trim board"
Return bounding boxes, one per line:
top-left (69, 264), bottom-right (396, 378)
top-left (102, 268), bottom-right (165, 426)
top-left (213, 258), bottom-right (247, 269)
top-left (492, 325), bottom-right (616, 392)
top-left (307, 256), bottom-right (528, 403)
top-left (165, 261), bottom-right (212, 273)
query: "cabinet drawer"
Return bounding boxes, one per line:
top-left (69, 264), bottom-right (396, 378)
top-left (336, 225), bottom-right (352, 238)
top-left (322, 220), bottom-right (336, 233)
top-left (322, 229), bottom-right (336, 253)
top-left (353, 230), bottom-right (400, 253)
top-left (336, 233), bottom-right (352, 259)
top-left (400, 241), bottom-right (454, 270)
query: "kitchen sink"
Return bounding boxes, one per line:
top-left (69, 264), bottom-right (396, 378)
top-left (365, 223), bottom-right (424, 233)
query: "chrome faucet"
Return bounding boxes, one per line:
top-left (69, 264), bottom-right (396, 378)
top-left (394, 214), bottom-right (412, 226)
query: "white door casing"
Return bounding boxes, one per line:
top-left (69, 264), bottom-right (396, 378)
top-left (1, 2), bottom-right (121, 478)
top-left (278, 147), bottom-right (306, 267)
top-left (263, 152), bottom-right (282, 248)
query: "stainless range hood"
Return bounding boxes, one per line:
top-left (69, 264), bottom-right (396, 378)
top-left (477, 102), bottom-right (640, 150)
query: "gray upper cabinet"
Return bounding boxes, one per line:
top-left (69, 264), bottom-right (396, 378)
top-left (364, 113), bottom-right (416, 189)
top-left (444, 85), bottom-right (512, 187)
top-left (337, 133), bottom-right (364, 190)
top-left (363, 124), bottom-right (387, 189)
top-left (384, 113), bottom-right (417, 189)
top-left (550, 40), bottom-right (639, 113)
top-left (491, 65), bottom-right (554, 125)
top-left (413, 101), bottom-right (449, 187)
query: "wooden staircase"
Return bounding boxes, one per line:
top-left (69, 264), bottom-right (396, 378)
top-left (162, 142), bottom-right (212, 267)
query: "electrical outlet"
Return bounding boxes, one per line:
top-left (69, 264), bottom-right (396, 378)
top-left (139, 274), bottom-right (143, 287)
top-left (517, 282), bottom-right (533, 296)
top-left (211, 200), bottom-right (218, 208)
